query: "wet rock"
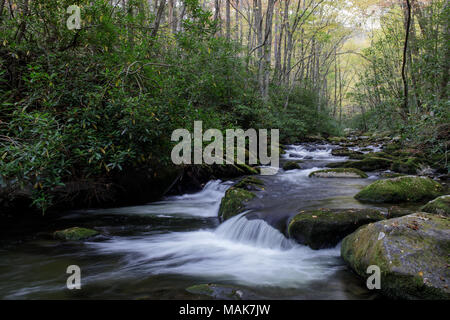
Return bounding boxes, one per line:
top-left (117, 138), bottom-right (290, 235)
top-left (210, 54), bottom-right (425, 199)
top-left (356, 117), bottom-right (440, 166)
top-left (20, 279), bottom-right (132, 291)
top-left (303, 156), bottom-right (313, 160)
top-left (186, 284), bottom-right (243, 300)
top-left (218, 177), bottom-right (263, 220)
top-left (331, 148), bottom-right (363, 157)
top-left (341, 213), bottom-right (450, 299)
top-left (390, 157), bottom-right (423, 175)
top-left (381, 171), bottom-right (406, 178)
top-left (387, 206), bottom-right (415, 219)
top-left (288, 208), bottom-right (385, 250)
top-left (309, 168), bottom-right (368, 179)
top-left (328, 136), bottom-right (347, 143)
top-left (355, 176), bottom-right (444, 203)
top-left (283, 161), bottom-right (302, 171)
top-left (53, 227), bottom-right (99, 241)
top-left (289, 153), bottom-right (302, 158)
top-left (233, 176), bottom-right (264, 191)
top-left (327, 157), bottom-right (393, 171)
top-left (421, 195), bottom-right (450, 216)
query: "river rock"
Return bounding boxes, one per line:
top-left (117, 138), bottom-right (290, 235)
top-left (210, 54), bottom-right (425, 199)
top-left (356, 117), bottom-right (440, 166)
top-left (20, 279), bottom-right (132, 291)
top-left (390, 157), bottom-right (423, 174)
top-left (331, 148), bottom-right (363, 157)
top-left (287, 208), bottom-right (385, 250)
top-left (328, 136), bottom-right (347, 143)
top-left (53, 227), bottom-right (99, 241)
top-left (283, 161), bottom-right (302, 171)
top-left (309, 168), bottom-right (368, 179)
top-left (327, 157), bottom-right (393, 171)
top-left (186, 284), bottom-right (243, 300)
top-left (218, 177), bottom-right (263, 220)
top-left (421, 195), bottom-right (450, 216)
top-left (355, 176), bottom-right (443, 203)
top-left (341, 213), bottom-right (450, 299)
top-left (387, 206), bottom-right (414, 218)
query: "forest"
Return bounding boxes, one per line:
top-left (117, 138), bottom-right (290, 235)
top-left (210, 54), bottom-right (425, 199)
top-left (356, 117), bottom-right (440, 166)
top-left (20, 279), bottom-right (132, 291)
top-left (0, 0), bottom-right (448, 301)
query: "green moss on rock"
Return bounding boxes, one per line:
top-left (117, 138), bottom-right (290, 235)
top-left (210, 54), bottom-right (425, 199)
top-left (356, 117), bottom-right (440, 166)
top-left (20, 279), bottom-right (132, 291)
top-left (233, 176), bottom-right (264, 190)
top-left (331, 148), bottom-right (363, 157)
top-left (288, 208), bottom-right (385, 250)
top-left (390, 157), bottom-right (422, 174)
top-left (387, 206), bottom-right (414, 219)
top-left (282, 161), bottom-right (302, 171)
top-left (54, 227), bottom-right (99, 241)
top-left (421, 195), bottom-right (450, 216)
top-left (327, 157), bottom-right (393, 171)
top-left (218, 176), bottom-right (264, 220)
top-left (309, 168), bottom-right (368, 178)
top-left (355, 176), bottom-right (443, 203)
top-left (341, 213), bottom-right (450, 299)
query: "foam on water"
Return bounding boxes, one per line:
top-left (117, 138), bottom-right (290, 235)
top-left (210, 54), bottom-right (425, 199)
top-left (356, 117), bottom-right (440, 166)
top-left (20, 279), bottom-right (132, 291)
top-left (88, 212), bottom-right (341, 288)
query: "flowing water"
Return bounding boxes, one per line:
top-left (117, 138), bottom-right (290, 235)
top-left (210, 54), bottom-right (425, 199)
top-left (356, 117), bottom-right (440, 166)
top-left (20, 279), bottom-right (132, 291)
top-left (0, 143), bottom-right (390, 300)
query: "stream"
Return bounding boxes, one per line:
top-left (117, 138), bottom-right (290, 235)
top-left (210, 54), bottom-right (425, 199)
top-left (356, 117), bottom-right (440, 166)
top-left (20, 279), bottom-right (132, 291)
top-left (0, 143), bottom-right (394, 299)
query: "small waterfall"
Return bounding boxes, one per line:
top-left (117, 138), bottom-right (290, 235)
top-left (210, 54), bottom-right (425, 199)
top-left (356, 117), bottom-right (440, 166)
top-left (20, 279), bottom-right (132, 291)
top-left (215, 212), bottom-right (294, 250)
top-left (70, 179), bottom-right (232, 218)
top-left (283, 144), bottom-right (335, 160)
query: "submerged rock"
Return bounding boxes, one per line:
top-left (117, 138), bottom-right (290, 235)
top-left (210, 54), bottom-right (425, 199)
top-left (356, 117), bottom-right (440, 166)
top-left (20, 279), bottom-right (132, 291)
top-left (288, 208), bottom-right (385, 250)
top-left (282, 161), bottom-right (302, 171)
top-left (327, 157), bottom-right (393, 171)
top-left (421, 195), bottom-right (450, 216)
top-left (341, 213), bottom-right (450, 299)
top-left (186, 284), bottom-right (243, 300)
top-left (309, 168), bottom-right (368, 179)
top-left (355, 176), bottom-right (443, 203)
top-left (53, 227), bottom-right (99, 241)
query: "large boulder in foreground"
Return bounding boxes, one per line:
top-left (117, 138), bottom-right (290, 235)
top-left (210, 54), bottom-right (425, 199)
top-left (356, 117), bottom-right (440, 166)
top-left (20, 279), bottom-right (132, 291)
top-left (309, 168), bottom-right (368, 179)
top-left (218, 176), bottom-right (263, 220)
top-left (288, 208), bottom-right (385, 250)
top-left (341, 213), bottom-right (450, 299)
top-left (421, 195), bottom-right (450, 216)
top-left (355, 176), bottom-right (443, 203)
top-left (54, 227), bottom-right (99, 241)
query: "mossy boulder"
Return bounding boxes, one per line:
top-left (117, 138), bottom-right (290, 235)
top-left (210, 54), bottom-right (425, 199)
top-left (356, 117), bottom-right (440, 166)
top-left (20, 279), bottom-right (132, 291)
top-left (381, 172), bottom-right (406, 178)
top-left (218, 177), bottom-right (264, 220)
top-left (186, 284), bottom-right (243, 300)
top-left (327, 157), bottom-right (393, 171)
top-left (421, 195), bottom-right (450, 216)
top-left (355, 176), bottom-right (443, 203)
top-left (233, 176), bottom-right (264, 191)
top-left (328, 136), bottom-right (347, 143)
top-left (288, 208), bottom-right (385, 250)
top-left (309, 168), bottom-right (368, 179)
top-left (390, 157), bottom-right (422, 175)
top-left (54, 227), bottom-right (99, 241)
top-left (282, 161), bottom-right (302, 171)
top-left (331, 148), bottom-right (363, 157)
top-left (341, 213), bottom-right (450, 299)
top-left (383, 142), bottom-right (401, 153)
